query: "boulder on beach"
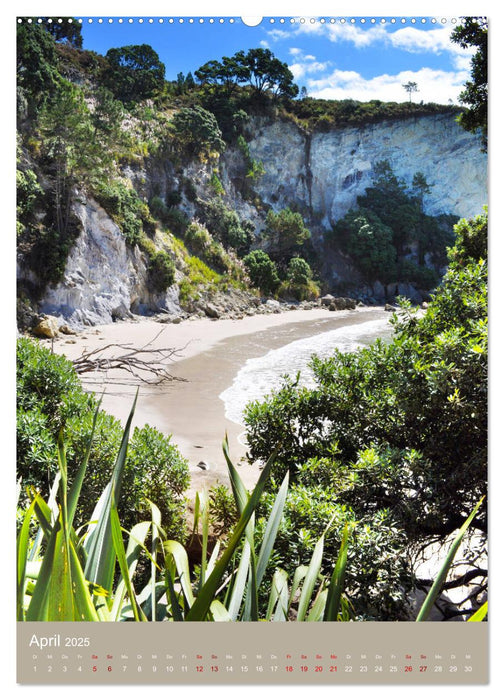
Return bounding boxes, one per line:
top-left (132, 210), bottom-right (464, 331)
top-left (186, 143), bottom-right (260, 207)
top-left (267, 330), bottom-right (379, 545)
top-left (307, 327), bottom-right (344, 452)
top-left (322, 295), bottom-right (356, 310)
top-left (204, 303), bottom-right (220, 319)
top-left (33, 315), bottom-right (59, 338)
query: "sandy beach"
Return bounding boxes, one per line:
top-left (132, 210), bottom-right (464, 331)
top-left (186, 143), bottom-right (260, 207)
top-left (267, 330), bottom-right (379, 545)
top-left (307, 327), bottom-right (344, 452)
top-left (48, 306), bottom-right (391, 496)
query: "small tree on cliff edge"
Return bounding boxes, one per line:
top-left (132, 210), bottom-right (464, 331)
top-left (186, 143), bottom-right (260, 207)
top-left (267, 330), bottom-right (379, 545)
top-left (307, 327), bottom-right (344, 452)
top-left (402, 81), bottom-right (419, 103)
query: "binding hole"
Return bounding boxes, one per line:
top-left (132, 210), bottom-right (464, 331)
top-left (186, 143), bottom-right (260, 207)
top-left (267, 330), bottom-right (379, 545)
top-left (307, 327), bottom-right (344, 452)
top-left (241, 17), bottom-right (263, 27)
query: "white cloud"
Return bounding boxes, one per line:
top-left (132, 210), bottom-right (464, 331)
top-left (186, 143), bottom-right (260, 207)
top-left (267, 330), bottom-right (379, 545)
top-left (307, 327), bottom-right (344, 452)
top-left (388, 25), bottom-right (475, 61)
top-left (307, 66), bottom-right (468, 105)
top-left (287, 49), bottom-right (330, 81)
top-left (267, 28), bottom-right (291, 42)
top-left (323, 22), bottom-right (389, 48)
top-left (268, 20), bottom-right (475, 69)
top-left (260, 39), bottom-right (270, 49)
top-left (290, 60), bottom-right (330, 81)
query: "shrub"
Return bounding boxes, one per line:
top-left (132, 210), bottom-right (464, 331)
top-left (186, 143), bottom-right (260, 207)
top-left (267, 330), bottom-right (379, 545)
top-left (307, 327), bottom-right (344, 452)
top-left (148, 250), bottom-right (176, 292)
top-left (332, 208), bottom-right (397, 285)
top-left (210, 171), bottom-right (225, 196)
top-left (256, 483), bottom-right (411, 620)
top-left (185, 221), bottom-right (212, 253)
top-left (16, 168), bottom-right (43, 220)
top-left (264, 207), bottom-right (311, 260)
top-left (199, 198), bottom-right (254, 254)
top-left (149, 195), bottom-right (169, 221)
top-left (243, 249), bottom-right (280, 295)
top-left (171, 105), bottom-right (226, 157)
top-left (244, 210), bottom-right (488, 544)
top-left (16, 338), bottom-right (189, 539)
top-left (125, 425), bottom-right (190, 538)
top-left (17, 337), bottom-right (92, 432)
top-left (95, 181), bottom-right (145, 245)
top-left (287, 256), bottom-right (312, 286)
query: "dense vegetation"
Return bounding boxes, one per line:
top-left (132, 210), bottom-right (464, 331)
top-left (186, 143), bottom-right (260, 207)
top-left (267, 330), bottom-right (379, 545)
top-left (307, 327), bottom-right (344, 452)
top-left (16, 18), bottom-right (487, 622)
top-left (451, 17), bottom-right (488, 149)
top-left (16, 338), bottom-right (189, 540)
top-left (239, 210), bottom-right (487, 616)
top-left (329, 160), bottom-right (457, 293)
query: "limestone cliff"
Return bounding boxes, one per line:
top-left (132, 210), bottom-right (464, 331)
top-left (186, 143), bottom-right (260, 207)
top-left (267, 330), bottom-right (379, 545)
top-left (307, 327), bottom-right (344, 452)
top-left (223, 112), bottom-right (486, 231)
top-left (35, 112), bottom-right (486, 327)
top-left (39, 198), bottom-right (180, 326)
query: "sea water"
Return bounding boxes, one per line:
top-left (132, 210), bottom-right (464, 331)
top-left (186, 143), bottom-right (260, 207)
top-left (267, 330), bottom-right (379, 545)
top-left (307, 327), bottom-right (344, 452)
top-left (219, 316), bottom-right (392, 426)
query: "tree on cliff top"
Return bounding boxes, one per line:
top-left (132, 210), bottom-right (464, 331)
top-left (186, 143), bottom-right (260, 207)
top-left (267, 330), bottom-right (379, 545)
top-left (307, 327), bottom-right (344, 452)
top-left (104, 44), bottom-right (165, 103)
top-left (40, 17), bottom-right (83, 48)
top-left (196, 48), bottom-right (298, 99)
top-left (402, 81), bottom-right (419, 103)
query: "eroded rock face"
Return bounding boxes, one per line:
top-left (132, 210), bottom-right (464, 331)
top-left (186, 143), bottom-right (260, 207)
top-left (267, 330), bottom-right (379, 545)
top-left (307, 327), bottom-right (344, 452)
top-left (231, 113), bottom-right (487, 227)
top-left (39, 198), bottom-right (180, 328)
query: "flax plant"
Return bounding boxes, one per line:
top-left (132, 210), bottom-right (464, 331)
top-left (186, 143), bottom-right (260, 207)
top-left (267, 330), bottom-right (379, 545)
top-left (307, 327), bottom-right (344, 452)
top-left (16, 397), bottom-right (352, 622)
top-left (19, 397), bottom-right (485, 624)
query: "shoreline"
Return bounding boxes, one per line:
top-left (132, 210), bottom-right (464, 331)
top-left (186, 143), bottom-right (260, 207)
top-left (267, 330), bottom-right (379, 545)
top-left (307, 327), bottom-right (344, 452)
top-left (47, 305), bottom-right (391, 496)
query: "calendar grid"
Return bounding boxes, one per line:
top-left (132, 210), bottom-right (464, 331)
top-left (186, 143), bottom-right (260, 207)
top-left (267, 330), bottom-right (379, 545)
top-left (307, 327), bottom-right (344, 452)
top-left (17, 622), bottom-right (488, 684)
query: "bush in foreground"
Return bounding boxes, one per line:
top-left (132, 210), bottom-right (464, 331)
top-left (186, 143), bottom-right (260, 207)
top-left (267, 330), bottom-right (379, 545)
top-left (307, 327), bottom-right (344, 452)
top-left (16, 337), bottom-right (189, 538)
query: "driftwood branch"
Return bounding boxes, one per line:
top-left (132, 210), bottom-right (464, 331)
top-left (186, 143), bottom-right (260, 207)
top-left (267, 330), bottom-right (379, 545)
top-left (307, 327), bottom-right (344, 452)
top-left (416, 567), bottom-right (488, 593)
top-left (72, 332), bottom-right (189, 385)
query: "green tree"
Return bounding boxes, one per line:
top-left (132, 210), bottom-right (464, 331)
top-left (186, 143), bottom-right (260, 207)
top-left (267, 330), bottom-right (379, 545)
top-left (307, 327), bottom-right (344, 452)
top-left (243, 249), bottom-right (280, 295)
top-left (175, 71), bottom-right (196, 94)
top-left (359, 161), bottom-right (452, 266)
top-left (402, 81), bottom-right (419, 103)
top-left (264, 207), bottom-right (311, 261)
top-left (240, 48), bottom-right (299, 98)
top-left (171, 106), bottom-right (226, 157)
top-left (196, 48), bottom-right (298, 99)
top-left (195, 54), bottom-right (249, 95)
top-left (411, 171), bottom-right (432, 212)
top-left (90, 87), bottom-right (125, 141)
top-left (148, 250), bottom-right (176, 292)
top-left (333, 208), bottom-right (397, 286)
top-left (199, 198), bottom-right (254, 253)
top-left (104, 44), bottom-right (165, 103)
top-left (38, 83), bottom-right (114, 237)
top-left (16, 21), bottom-right (61, 117)
top-left (451, 18), bottom-right (488, 149)
top-left (287, 256), bottom-right (312, 286)
top-left (40, 17), bottom-right (83, 48)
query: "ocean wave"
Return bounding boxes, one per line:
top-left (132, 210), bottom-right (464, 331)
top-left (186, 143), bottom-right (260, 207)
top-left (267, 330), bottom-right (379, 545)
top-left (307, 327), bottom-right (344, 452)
top-left (219, 317), bottom-right (391, 426)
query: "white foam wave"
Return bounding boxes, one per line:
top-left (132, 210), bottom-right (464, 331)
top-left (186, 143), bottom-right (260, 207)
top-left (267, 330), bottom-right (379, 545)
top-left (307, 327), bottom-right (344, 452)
top-left (219, 317), bottom-right (391, 426)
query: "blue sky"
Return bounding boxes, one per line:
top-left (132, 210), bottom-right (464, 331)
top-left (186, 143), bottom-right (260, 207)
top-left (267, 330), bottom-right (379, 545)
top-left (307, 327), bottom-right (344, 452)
top-left (77, 15), bottom-right (475, 105)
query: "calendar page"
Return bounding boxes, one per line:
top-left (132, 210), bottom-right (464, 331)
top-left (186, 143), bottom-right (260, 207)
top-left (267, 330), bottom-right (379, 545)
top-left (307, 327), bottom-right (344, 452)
top-left (15, 9), bottom-right (488, 687)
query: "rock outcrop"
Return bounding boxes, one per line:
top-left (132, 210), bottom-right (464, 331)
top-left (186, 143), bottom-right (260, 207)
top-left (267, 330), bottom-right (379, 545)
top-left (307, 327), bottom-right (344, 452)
top-left (39, 197), bottom-right (181, 327)
top-left (224, 113), bottom-right (487, 229)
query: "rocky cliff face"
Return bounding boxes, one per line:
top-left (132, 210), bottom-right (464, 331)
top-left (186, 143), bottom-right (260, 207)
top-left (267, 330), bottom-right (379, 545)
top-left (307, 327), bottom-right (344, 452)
top-left (224, 112), bottom-right (486, 231)
top-left (39, 198), bottom-right (180, 326)
top-left (37, 112), bottom-right (487, 327)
